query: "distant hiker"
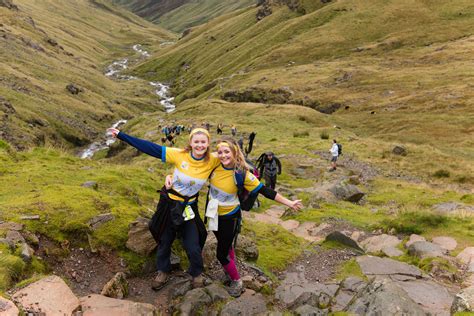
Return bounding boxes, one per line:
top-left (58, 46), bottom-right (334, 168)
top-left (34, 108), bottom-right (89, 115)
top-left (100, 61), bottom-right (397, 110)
top-left (165, 137), bottom-right (302, 297)
top-left (205, 122), bottom-right (210, 131)
top-left (108, 127), bottom-right (221, 291)
top-left (256, 152), bottom-right (281, 190)
top-left (237, 137), bottom-right (244, 152)
top-left (231, 125), bottom-right (237, 137)
top-left (245, 132), bottom-right (256, 157)
top-left (329, 139), bottom-right (340, 171)
top-left (217, 123), bottom-right (223, 135)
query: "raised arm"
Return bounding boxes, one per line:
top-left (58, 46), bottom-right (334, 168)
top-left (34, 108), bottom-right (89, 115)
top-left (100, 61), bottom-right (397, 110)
top-left (108, 128), bottom-right (164, 160)
top-left (257, 185), bottom-right (303, 211)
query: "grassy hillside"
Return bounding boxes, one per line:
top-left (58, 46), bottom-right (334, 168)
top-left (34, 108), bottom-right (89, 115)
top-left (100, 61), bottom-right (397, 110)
top-left (0, 0), bottom-right (175, 149)
top-left (130, 0), bottom-right (474, 181)
top-left (112, 0), bottom-right (255, 33)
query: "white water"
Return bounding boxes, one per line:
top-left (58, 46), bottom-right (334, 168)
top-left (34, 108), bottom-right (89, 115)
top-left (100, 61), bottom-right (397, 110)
top-left (80, 119), bottom-right (127, 159)
top-left (81, 44), bottom-right (176, 159)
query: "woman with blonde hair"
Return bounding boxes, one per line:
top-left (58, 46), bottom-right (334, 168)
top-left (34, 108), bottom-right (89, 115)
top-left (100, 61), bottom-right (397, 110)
top-left (108, 127), bottom-right (220, 290)
top-left (166, 136), bottom-right (303, 296)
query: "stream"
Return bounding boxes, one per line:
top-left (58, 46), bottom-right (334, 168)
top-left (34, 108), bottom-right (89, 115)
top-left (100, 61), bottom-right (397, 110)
top-left (79, 44), bottom-right (175, 159)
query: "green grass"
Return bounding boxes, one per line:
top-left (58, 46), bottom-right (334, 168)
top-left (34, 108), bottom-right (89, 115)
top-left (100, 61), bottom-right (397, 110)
top-left (335, 258), bottom-right (367, 282)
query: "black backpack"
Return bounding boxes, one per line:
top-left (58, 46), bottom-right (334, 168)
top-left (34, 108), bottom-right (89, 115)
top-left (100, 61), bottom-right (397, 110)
top-left (337, 143), bottom-right (342, 156)
top-left (234, 170), bottom-right (259, 211)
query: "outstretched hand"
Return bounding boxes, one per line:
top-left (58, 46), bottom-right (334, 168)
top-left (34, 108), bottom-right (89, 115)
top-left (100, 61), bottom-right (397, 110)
top-left (107, 128), bottom-right (120, 138)
top-left (165, 175), bottom-right (173, 190)
top-left (288, 199), bottom-right (303, 211)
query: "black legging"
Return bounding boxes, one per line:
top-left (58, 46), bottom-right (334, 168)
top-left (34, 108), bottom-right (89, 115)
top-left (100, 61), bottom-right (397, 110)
top-left (213, 212), bottom-right (240, 265)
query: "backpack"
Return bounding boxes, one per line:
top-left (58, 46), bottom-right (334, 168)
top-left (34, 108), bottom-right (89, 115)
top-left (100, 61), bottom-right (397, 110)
top-left (234, 170), bottom-right (259, 211)
top-left (337, 143), bottom-right (342, 156)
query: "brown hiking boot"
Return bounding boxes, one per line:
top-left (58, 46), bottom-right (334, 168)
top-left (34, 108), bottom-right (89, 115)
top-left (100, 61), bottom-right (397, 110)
top-left (192, 275), bottom-right (204, 288)
top-left (151, 271), bottom-right (169, 291)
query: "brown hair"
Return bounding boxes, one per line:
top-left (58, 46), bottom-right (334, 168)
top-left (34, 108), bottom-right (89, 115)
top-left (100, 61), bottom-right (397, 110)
top-left (216, 136), bottom-right (248, 173)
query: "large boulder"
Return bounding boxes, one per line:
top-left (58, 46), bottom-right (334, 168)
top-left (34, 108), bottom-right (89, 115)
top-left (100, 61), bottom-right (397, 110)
top-left (345, 278), bottom-right (426, 315)
top-left (236, 234), bottom-right (259, 261)
top-left (125, 217), bottom-right (156, 256)
top-left (328, 182), bottom-right (365, 203)
top-left (88, 213), bottom-right (115, 231)
top-left (432, 236), bottom-right (457, 252)
top-left (452, 286), bottom-right (474, 313)
top-left (174, 288), bottom-right (212, 315)
top-left (405, 234), bottom-right (426, 248)
top-left (80, 294), bottom-right (156, 315)
top-left (221, 291), bottom-right (268, 316)
top-left (407, 241), bottom-right (446, 259)
top-left (325, 231), bottom-right (364, 253)
top-left (12, 276), bottom-right (80, 315)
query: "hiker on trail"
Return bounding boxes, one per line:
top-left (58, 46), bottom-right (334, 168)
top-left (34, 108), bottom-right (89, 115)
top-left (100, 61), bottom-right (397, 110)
top-left (245, 131), bottom-right (256, 157)
top-left (107, 127), bottom-right (221, 290)
top-left (329, 139), bottom-right (339, 171)
top-left (165, 137), bottom-right (302, 297)
top-left (217, 123), bottom-right (223, 135)
top-left (256, 152), bottom-right (281, 190)
top-left (231, 124), bottom-right (237, 137)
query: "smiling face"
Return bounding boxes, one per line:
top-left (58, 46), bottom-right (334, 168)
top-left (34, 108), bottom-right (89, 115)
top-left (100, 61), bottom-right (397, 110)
top-left (190, 133), bottom-right (209, 158)
top-left (217, 143), bottom-right (235, 168)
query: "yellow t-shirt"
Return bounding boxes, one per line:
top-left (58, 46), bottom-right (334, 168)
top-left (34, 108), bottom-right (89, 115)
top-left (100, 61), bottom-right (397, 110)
top-left (165, 148), bottom-right (220, 202)
top-left (209, 165), bottom-right (262, 216)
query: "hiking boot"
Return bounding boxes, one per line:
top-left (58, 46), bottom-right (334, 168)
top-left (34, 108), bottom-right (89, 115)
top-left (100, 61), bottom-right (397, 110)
top-left (151, 271), bottom-right (169, 291)
top-left (192, 275), bottom-right (204, 288)
top-left (226, 279), bottom-right (244, 297)
top-left (222, 272), bottom-right (231, 286)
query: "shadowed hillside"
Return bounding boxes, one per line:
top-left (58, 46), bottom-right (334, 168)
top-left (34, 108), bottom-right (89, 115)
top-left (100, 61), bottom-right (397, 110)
top-left (112, 0), bottom-right (255, 32)
top-left (0, 0), bottom-right (175, 149)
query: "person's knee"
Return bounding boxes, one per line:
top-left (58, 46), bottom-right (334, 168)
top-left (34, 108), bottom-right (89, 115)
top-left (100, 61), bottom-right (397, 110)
top-left (216, 251), bottom-right (229, 265)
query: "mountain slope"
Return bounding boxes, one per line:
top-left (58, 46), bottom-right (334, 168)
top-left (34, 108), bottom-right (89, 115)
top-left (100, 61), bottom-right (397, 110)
top-left (133, 0), bottom-right (474, 166)
top-left (0, 0), bottom-right (175, 149)
top-left (112, 0), bottom-right (255, 32)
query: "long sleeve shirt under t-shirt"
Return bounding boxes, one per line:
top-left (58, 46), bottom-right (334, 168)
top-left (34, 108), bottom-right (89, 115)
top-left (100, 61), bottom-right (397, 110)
top-left (117, 132), bottom-right (220, 202)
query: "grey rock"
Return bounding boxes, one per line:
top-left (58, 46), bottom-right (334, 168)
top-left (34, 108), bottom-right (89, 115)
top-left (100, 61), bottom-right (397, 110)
top-left (125, 217), bottom-right (156, 256)
top-left (325, 231), bottom-right (364, 253)
top-left (288, 291), bottom-right (319, 309)
top-left (171, 279), bottom-right (192, 299)
top-left (392, 145), bottom-right (407, 156)
top-left (20, 242), bottom-right (34, 263)
top-left (88, 213), bottom-right (115, 231)
top-left (451, 286), bottom-right (474, 313)
top-left (396, 279), bottom-right (454, 315)
top-left (360, 234), bottom-right (401, 253)
top-left (20, 215), bottom-right (40, 220)
top-left (432, 236), bottom-right (457, 251)
top-left (0, 238), bottom-right (14, 249)
top-left (356, 256), bottom-right (422, 278)
top-left (6, 230), bottom-right (25, 245)
top-left (100, 272), bottom-right (128, 299)
top-left (205, 283), bottom-right (231, 302)
top-left (382, 246), bottom-right (404, 257)
top-left (341, 277), bottom-right (367, 292)
top-left (408, 241), bottom-right (446, 259)
top-left (66, 83), bottom-right (83, 95)
top-left (236, 234), bottom-right (259, 261)
top-left (0, 221), bottom-right (24, 231)
top-left (80, 294), bottom-right (156, 315)
top-left (221, 292), bottom-right (267, 316)
top-left (81, 181), bottom-right (98, 189)
top-left (345, 278), bottom-right (425, 315)
top-left (329, 182), bottom-right (365, 203)
top-left (175, 288), bottom-right (212, 315)
top-left (295, 304), bottom-right (327, 316)
top-left (432, 202), bottom-right (474, 214)
top-left (406, 234), bottom-right (426, 248)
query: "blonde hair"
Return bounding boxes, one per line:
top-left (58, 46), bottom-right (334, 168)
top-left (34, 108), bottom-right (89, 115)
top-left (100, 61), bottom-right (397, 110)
top-left (183, 128), bottom-right (211, 161)
top-left (216, 137), bottom-right (248, 173)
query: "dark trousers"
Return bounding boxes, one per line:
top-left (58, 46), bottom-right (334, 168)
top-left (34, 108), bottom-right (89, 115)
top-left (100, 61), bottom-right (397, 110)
top-left (213, 213), bottom-right (240, 266)
top-left (264, 174), bottom-right (277, 190)
top-left (156, 203), bottom-right (203, 277)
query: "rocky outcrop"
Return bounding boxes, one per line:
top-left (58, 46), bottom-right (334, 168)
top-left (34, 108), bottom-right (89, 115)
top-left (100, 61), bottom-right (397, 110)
top-left (392, 145), bottom-right (407, 156)
top-left (432, 236), bottom-right (457, 252)
top-left (221, 290), bottom-right (268, 315)
top-left (80, 294), bottom-right (156, 316)
top-left (407, 241), bottom-right (446, 259)
top-left (12, 276), bottom-right (80, 315)
top-left (328, 182), bottom-right (365, 203)
top-left (256, 0), bottom-right (301, 20)
top-left (359, 234), bottom-right (401, 254)
top-left (345, 278), bottom-right (426, 315)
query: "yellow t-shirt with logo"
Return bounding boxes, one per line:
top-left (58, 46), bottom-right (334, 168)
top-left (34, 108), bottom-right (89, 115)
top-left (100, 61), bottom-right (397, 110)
top-left (164, 148), bottom-right (220, 202)
top-left (209, 165), bottom-right (262, 216)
